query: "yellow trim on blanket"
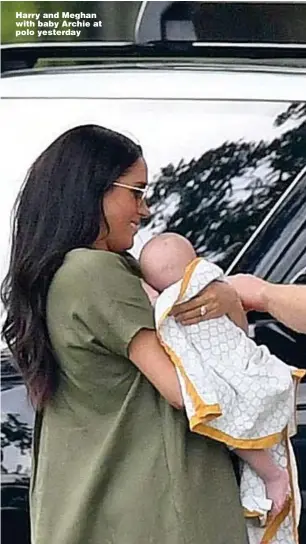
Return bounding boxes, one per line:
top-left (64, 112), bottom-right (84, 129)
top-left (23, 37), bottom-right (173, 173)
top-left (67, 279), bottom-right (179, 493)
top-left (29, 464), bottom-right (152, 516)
top-left (157, 307), bottom-right (173, 330)
top-left (179, 257), bottom-right (203, 298)
top-left (157, 258), bottom-right (203, 330)
top-left (157, 259), bottom-right (225, 426)
top-left (157, 261), bottom-right (306, 452)
top-left (260, 496), bottom-right (291, 544)
top-left (259, 428), bottom-right (296, 543)
top-left (290, 371), bottom-right (306, 543)
top-left (244, 431), bottom-right (296, 542)
top-left (187, 368), bottom-right (304, 449)
top-left (190, 409), bottom-right (222, 427)
top-left (293, 368), bottom-right (306, 380)
top-left (158, 334), bottom-right (223, 421)
top-left (192, 421), bottom-right (283, 450)
top-left (160, 334), bottom-right (284, 449)
top-left (157, 258), bottom-right (303, 543)
top-left (285, 430), bottom-right (299, 544)
top-left (244, 508), bottom-right (262, 518)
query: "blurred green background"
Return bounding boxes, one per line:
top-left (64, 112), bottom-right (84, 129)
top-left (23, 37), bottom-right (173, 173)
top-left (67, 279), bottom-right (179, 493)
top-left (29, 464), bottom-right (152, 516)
top-left (1, 1), bottom-right (141, 43)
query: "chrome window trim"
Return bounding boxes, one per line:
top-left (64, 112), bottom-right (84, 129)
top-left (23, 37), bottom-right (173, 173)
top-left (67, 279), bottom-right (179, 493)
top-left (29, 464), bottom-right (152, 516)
top-left (226, 165), bottom-right (306, 275)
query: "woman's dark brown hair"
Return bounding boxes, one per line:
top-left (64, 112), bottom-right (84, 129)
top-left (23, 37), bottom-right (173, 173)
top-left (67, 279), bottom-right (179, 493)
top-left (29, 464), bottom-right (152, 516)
top-left (1, 124), bottom-right (142, 409)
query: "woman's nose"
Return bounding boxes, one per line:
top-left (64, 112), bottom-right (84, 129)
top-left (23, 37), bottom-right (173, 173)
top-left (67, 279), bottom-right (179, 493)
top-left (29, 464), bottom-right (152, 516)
top-left (139, 199), bottom-right (150, 218)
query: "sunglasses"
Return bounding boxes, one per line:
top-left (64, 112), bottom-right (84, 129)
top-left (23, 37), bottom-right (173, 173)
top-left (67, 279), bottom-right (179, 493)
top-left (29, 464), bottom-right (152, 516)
top-left (113, 182), bottom-right (148, 202)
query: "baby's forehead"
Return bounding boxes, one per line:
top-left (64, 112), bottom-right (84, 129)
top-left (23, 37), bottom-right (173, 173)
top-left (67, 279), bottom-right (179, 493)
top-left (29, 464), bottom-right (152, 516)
top-left (145, 236), bottom-right (181, 254)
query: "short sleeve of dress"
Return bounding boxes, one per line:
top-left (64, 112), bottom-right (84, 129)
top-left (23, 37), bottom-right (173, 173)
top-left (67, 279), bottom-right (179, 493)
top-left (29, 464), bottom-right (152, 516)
top-left (69, 250), bottom-right (155, 358)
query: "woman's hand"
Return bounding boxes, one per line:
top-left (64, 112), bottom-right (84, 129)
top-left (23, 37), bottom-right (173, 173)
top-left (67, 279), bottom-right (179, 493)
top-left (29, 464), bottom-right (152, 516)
top-left (169, 280), bottom-right (245, 326)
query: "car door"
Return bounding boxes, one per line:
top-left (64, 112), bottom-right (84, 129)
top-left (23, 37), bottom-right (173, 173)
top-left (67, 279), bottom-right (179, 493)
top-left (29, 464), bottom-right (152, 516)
top-left (227, 169), bottom-right (306, 369)
top-left (228, 168), bottom-right (306, 540)
top-left (1, 350), bottom-right (33, 544)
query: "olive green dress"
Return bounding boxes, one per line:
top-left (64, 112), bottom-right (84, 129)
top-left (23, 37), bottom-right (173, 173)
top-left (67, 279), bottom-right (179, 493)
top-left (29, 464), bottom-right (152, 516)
top-left (30, 249), bottom-right (247, 544)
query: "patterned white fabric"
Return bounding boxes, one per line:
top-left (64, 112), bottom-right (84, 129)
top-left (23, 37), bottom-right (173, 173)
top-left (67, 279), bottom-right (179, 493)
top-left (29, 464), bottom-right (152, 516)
top-left (155, 258), bottom-right (303, 544)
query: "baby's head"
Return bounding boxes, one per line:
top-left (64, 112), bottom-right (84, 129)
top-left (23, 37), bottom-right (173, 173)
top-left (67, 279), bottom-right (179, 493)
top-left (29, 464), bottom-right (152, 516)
top-left (139, 233), bottom-right (196, 292)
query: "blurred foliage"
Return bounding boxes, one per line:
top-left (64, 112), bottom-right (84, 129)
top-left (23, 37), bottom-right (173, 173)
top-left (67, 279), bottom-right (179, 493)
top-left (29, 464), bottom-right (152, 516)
top-left (1, 1), bottom-right (141, 43)
top-left (145, 102), bottom-right (306, 269)
top-left (1, 414), bottom-right (32, 454)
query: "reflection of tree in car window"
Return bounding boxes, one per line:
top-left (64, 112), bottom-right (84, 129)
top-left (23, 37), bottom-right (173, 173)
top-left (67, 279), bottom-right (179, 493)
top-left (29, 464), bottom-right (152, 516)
top-left (144, 102), bottom-right (306, 269)
top-left (1, 414), bottom-right (32, 474)
top-left (192, 3), bottom-right (306, 44)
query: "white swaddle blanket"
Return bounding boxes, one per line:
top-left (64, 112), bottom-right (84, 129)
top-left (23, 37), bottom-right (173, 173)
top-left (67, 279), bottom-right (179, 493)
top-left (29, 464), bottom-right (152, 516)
top-left (155, 258), bottom-right (305, 544)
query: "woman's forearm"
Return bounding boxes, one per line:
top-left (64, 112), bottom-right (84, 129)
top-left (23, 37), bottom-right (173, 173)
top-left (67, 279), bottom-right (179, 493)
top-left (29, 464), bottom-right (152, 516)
top-left (129, 328), bottom-right (184, 409)
top-left (262, 283), bottom-right (306, 334)
top-left (228, 275), bottom-right (306, 334)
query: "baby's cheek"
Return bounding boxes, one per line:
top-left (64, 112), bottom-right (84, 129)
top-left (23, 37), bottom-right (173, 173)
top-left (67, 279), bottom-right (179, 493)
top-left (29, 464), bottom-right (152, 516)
top-left (141, 280), bottom-right (159, 305)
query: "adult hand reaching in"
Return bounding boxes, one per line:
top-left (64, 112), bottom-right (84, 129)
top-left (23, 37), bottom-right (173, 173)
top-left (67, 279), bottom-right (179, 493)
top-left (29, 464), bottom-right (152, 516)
top-left (228, 274), bottom-right (306, 334)
top-left (227, 274), bottom-right (267, 312)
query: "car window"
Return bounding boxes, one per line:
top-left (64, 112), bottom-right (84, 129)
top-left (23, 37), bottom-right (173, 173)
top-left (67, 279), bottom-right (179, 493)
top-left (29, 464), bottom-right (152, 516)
top-left (139, 1), bottom-right (306, 45)
top-left (227, 171), bottom-right (306, 282)
top-left (1, 98), bottom-right (305, 290)
top-left (191, 2), bottom-right (306, 44)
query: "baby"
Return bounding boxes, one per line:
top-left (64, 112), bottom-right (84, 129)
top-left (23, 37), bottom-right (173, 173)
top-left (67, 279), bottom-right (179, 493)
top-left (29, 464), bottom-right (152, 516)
top-left (139, 233), bottom-right (300, 535)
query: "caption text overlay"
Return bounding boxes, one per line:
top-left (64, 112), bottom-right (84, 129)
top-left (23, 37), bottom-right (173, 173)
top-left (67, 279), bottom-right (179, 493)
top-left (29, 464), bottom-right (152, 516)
top-left (15, 11), bottom-right (102, 39)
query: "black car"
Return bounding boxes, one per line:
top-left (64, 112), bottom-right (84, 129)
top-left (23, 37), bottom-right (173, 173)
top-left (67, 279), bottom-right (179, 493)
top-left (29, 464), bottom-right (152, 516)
top-left (228, 166), bottom-right (306, 540)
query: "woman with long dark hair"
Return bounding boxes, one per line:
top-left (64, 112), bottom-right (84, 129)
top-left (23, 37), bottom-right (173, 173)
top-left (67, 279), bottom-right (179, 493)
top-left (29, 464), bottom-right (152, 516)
top-left (1, 125), bottom-right (247, 544)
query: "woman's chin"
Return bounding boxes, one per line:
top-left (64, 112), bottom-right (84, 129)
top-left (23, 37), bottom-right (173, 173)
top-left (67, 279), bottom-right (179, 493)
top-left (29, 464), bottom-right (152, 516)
top-left (107, 232), bottom-right (135, 253)
top-left (125, 238), bottom-right (134, 250)
top-left (117, 236), bottom-right (134, 252)
top-left (128, 230), bottom-right (138, 247)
